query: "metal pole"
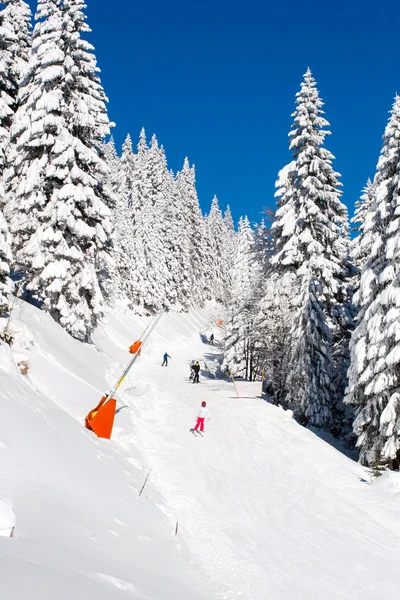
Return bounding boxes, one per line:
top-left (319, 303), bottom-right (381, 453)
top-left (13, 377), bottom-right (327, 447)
top-left (105, 312), bottom-right (163, 401)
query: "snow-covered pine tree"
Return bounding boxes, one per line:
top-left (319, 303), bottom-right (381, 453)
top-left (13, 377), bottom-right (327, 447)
top-left (0, 210), bottom-right (12, 311)
top-left (160, 169), bottom-right (191, 308)
top-left (127, 130), bottom-right (169, 312)
top-left (101, 135), bottom-right (119, 197)
top-left (346, 96), bottom-right (400, 470)
top-left (177, 157), bottom-right (209, 304)
top-left (104, 134), bottom-right (135, 302)
top-left (254, 271), bottom-right (297, 402)
top-left (2, 0), bottom-right (31, 85)
top-left (223, 216), bottom-right (260, 379)
top-left (270, 68), bottom-right (350, 427)
top-left (351, 178), bottom-right (375, 278)
top-left (4, 0), bottom-right (113, 341)
top-left (252, 209), bottom-right (275, 284)
top-left (224, 205), bottom-right (235, 234)
top-left (0, 1), bottom-right (31, 311)
top-left (102, 135), bottom-right (117, 170)
top-left (205, 195), bottom-right (231, 303)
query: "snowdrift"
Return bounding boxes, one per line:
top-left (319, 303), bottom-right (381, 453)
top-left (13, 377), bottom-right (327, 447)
top-left (1, 299), bottom-right (400, 599)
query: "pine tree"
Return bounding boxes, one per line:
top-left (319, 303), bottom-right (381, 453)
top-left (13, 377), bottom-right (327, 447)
top-left (270, 68), bottom-right (350, 427)
top-left (2, 0), bottom-right (31, 84)
top-left (128, 130), bottom-right (168, 312)
top-left (206, 195), bottom-right (230, 303)
top-left (223, 205), bottom-right (236, 271)
top-left (351, 178), bottom-right (375, 277)
top-left (106, 134), bottom-right (135, 302)
top-left (223, 216), bottom-right (259, 379)
top-left (346, 96), bottom-right (400, 469)
top-left (4, 0), bottom-right (113, 341)
top-left (0, 1), bottom-right (31, 310)
top-left (177, 158), bottom-right (208, 304)
top-left (160, 169), bottom-right (191, 308)
top-left (254, 272), bottom-right (297, 402)
top-left (0, 210), bottom-right (12, 310)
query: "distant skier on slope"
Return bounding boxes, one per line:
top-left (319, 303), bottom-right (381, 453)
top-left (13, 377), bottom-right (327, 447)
top-left (191, 401), bottom-right (211, 433)
top-left (209, 333), bottom-right (214, 345)
top-left (162, 352), bottom-right (171, 366)
top-left (189, 360), bottom-right (196, 381)
top-left (192, 360), bottom-right (200, 383)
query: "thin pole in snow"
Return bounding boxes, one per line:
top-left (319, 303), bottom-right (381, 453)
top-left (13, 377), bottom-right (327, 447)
top-left (139, 470), bottom-right (152, 497)
top-left (261, 367), bottom-right (265, 398)
top-left (230, 369), bottom-right (239, 398)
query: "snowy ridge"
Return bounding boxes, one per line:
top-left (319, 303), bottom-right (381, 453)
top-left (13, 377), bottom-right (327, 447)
top-left (0, 300), bottom-right (400, 599)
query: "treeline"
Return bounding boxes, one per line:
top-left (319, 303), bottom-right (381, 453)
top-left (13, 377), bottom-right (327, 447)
top-left (0, 0), bottom-right (235, 341)
top-left (223, 69), bottom-right (400, 472)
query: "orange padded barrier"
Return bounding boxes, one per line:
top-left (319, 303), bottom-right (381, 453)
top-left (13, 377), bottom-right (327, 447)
top-left (129, 340), bottom-right (143, 355)
top-left (85, 396), bottom-right (116, 440)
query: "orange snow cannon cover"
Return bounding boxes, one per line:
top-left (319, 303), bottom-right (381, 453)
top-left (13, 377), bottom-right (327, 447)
top-left (85, 396), bottom-right (117, 440)
top-left (129, 340), bottom-right (142, 355)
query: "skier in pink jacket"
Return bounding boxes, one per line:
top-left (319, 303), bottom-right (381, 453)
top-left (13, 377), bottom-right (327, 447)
top-left (192, 401), bottom-right (211, 433)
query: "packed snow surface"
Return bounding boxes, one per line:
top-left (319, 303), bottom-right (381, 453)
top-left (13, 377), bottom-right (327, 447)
top-left (1, 300), bottom-right (400, 599)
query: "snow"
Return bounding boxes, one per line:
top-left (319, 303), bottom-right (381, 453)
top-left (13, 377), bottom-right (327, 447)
top-left (1, 299), bottom-right (400, 598)
top-left (0, 495), bottom-right (15, 537)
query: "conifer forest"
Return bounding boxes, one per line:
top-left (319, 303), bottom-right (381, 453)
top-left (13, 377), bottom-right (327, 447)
top-left (1, 0), bottom-right (400, 473)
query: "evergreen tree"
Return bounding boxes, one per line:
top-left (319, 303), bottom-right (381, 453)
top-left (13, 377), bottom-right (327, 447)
top-left (128, 130), bottom-right (168, 312)
top-left (108, 134), bottom-right (135, 302)
top-left (351, 178), bottom-right (375, 277)
top-left (223, 216), bottom-right (259, 379)
top-left (102, 135), bottom-right (118, 171)
top-left (160, 169), bottom-right (191, 308)
top-left (206, 195), bottom-right (230, 303)
top-left (0, 0), bottom-right (31, 176)
top-left (254, 272), bottom-right (296, 402)
top-left (270, 68), bottom-right (350, 427)
top-left (4, 0), bottom-right (113, 341)
top-left (222, 205), bottom-right (236, 302)
top-left (2, 0), bottom-right (31, 83)
top-left (0, 1), bottom-right (30, 308)
top-left (0, 210), bottom-right (12, 310)
top-left (177, 158), bottom-right (208, 303)
top-left (346, 96), bottom-right (400, 469)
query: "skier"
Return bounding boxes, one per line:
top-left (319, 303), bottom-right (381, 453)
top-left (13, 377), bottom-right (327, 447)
top-left (209, 333), bottom-right (214, 345)
top-left (189, 360), bottom-right (196, 381)
top-left (192, 360), bottom-right (200, 383)
top-left (162, 352), bottom-right (171, 366)
top-left (191, 401), bottom-right (211, 433)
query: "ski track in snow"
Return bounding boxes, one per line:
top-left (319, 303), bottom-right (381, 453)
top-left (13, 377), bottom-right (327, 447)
top-left (1, 302), bottom-right (400, 599)
top-left (110, 311), bottom-right (400, 600)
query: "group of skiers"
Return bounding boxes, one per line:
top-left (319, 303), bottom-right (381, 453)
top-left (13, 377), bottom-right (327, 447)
top-left (160, 352), bottom-right (211, 433)
top-left (162, 353), bottom-right (201, 384)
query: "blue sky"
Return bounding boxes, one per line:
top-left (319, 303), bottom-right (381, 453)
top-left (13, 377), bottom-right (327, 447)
top-left (29, 0), bottom-right (399, 226)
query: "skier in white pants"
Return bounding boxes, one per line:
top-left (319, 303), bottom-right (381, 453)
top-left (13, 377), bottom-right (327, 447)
top-left (192, 401), bottom-right (211, 432)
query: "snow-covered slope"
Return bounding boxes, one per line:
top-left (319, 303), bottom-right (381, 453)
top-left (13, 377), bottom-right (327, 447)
top-left (1, 299), bottom-right (400, 599)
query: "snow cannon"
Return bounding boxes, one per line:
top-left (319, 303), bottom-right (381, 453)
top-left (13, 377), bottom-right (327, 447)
top-left (84, 312), bottom-right (164, 440)
top-left (85, 396), bottom-right (116, 440)
top-left (129, 340), bottom-right (142, 355)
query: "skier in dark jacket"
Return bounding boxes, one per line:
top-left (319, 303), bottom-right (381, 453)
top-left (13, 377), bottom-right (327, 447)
top-left (192, 361), bottom-right (200, 383)
top-left (209, 333), bottom-right (214, 345)
top-left (162, 352), bottom-right (171, 366)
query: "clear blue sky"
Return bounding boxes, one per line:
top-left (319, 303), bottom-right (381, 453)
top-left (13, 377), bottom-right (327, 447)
top-left (29, 0), bottom-right (399, 226)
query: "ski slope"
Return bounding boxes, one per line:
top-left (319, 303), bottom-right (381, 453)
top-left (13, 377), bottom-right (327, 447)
top-left (1, 299), bottom-right (400, 599)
